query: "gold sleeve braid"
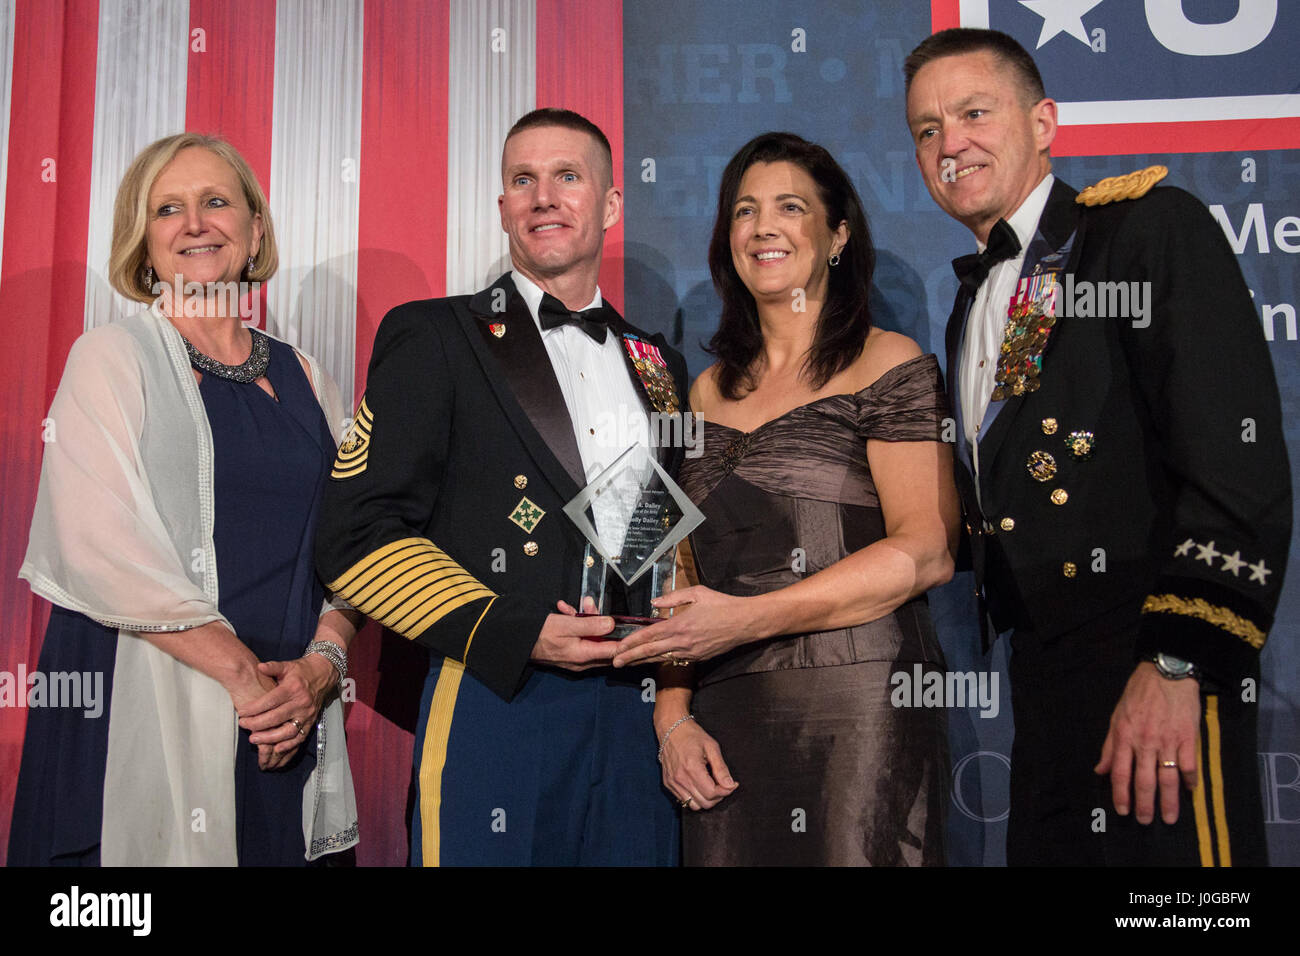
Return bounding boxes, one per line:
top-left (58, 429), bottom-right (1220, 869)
top-left (1140, 594), bottom-right (1266, 649)
top-left (326, 537), bottom-right (497, 648)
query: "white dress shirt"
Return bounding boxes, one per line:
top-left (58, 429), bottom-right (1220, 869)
top-left (959, 173), bottom-right (1055, 489)
top-left (511, 269), bottom-right (651, 481)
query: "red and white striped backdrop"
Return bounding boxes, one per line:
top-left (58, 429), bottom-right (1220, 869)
top-left (0, 0), bottom-right (625, 867)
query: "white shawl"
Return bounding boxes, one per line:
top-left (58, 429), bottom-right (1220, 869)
top-left (19, 303), bottom-right (358, 865)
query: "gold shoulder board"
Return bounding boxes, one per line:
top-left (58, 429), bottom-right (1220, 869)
top-left (1075, 164), bottom-right (1168, 207)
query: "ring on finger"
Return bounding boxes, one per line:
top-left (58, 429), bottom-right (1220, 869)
top-left (290, 717), bottom-right (306, 738)
top-left (1158, 759), bottom-right (1178, 769)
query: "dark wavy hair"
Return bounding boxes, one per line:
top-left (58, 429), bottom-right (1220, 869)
top-left (706, 132), bottom-right (875, 400)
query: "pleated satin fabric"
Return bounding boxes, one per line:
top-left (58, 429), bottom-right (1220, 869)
top-left (678, 354), bottom-right (950, 865)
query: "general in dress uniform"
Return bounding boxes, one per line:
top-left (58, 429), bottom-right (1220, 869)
top-left (315, 110), bottom-right (687, 865)
top-left (905, 29), bottom-right (1291, 865)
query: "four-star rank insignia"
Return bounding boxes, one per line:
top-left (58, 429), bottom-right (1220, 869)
top-left (622, 333), bottom-right (680, 414)
top-left (509, 497), bottom-right (545, 533)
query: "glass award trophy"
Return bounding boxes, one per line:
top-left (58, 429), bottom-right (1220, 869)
top-left (562, 443), bottom-right (705, 640)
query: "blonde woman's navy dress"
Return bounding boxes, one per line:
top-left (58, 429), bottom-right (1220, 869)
top-left (8, 337), bottom-right (335, 866)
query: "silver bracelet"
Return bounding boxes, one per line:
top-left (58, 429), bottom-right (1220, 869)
top-left (657, 714), bottom-right (696, 762)
top-left (305, 640), bottom-right (348, 683)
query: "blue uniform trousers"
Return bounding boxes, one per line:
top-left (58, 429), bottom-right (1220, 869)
top-left (410, 658), bottom-right (680, 866)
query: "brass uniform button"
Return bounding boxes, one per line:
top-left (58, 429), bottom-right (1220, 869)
top-left (523, 541), bottom-right (539, 556)
top-left (1000, 517), bottom-right (1015, 532)
top-left (1062, 561), bottom-right (1078, 578)
top-left (584, 554), bottom-right (595, 568)
top-left (513, 474), bottom-right (528, 489)
top-left (1041, 417), bottom-right (1058, 435)
top-left (1050, 488), bottom-right (1069, 505)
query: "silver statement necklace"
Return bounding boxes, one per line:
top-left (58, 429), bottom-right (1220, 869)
top-left (183, 328), bottom-right (270, 383)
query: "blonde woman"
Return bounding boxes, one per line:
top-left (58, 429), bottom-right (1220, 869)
top-left (10, 133), bottom-right (359, 866)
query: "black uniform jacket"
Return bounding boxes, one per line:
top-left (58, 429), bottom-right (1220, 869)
top-left (947, 178), bottom-right (1291, 686)
top-left (315, 273), bottom-right (689, 701)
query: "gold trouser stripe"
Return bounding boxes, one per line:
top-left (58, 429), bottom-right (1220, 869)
top-left (1141, 594), bottom-right (1265, 648)
top-left (327, 537), bottom-right (495, 643)
top-left (418, 658), bottom-right (465, 868)
top-left (461, 596), bottom-right (496, 664)
top-left (1192, 731), bottom-right (1214, 865)
top-left (1205, 696), bottom-right (1232, 866)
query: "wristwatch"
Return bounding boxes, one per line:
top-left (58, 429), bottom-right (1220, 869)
top-left (1151, 652), bottom-right (1197, 681)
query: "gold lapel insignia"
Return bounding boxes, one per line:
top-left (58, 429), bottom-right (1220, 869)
top-left (509, 497), bottom-right (545, 533)
top-left (489, 323), bottom-right (506, 338)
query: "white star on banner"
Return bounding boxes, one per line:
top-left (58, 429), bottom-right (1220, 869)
top-left (1248, 559), bottom-right (1272, 585)
top-left (1173, 538), bottom-right (1195, 557)
top-left (1220, 551), bottom-right (1247, 576)
top-left (1019, 0), bottom-right (1104, 49)
top-left (1194, 540), bottom-right (1221, 566)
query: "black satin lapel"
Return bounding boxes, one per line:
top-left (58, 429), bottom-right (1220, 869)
top-left (945, 286), bottom-right (970, 391)
top-left (463, 282), bottom-right (586, 493)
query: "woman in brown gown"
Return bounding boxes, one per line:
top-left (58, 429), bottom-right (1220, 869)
top-left (613, 132), bottom-right (960, 865)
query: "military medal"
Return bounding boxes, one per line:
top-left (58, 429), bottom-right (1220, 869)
top-left (992, 272), bottom-right (1059, 402)
top-left (622, 334), bottom-right (680, 414)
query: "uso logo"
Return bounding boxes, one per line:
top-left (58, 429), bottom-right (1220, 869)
top-left (931, 0), bottom-right (1300, 154)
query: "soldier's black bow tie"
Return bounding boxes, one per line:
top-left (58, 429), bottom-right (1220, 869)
top-left (538, 292), bottom-right (609, 344)
top-left (951, 218), bottom-right (1022, 292)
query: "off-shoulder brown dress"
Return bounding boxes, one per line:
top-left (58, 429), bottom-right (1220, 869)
top-left (678, 354), bottom-right (950, 865)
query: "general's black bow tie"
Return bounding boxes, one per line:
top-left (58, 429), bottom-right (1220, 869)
top-left (951, 218), bottom-right (1021, 292)
top-left (538, 292), bottom-right (609, 344)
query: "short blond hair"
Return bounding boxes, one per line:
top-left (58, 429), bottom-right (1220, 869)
top-left (108, 133), bottom-right (278, 303)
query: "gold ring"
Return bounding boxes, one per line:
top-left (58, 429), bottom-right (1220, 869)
top-left (291, 718), bottom-right (306, 738)
top-left (1159, 760), bottom-right (1177, 769)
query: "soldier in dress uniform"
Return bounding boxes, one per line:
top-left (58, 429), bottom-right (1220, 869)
top-left (904, 28), bottom-right (1290, 865)
top-left (315, 108), bottom-right (687, 865)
